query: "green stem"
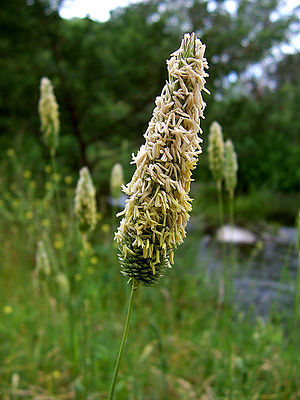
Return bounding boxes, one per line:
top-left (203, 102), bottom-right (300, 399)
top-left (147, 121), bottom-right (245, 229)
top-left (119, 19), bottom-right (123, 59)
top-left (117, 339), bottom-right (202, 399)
top-left (51, 155), bottom-right (57, 194)
top-left (217, 180), bottom-right (224, 228)
top-left (150, 320), bottom-right (168, 399)
top-left (81, 300), bottom-right (88, 393)
top-left (228, 193), bottom-right (235, 295)
top-left (79, 239), bottom-right (88, 392)
top-left (217, 180), bottom-right (228, 303)
top-left (68, 296), bottom-right (78, 374)
top-left (50, 154), bottom-right (62, 215)
top-left (227, 193), bottom-right (237, 399)
top-left (109, 279), bottom-right (138, 400)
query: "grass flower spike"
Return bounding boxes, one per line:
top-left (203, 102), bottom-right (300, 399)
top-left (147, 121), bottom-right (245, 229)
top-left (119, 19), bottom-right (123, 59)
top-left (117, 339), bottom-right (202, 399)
top-left (36, 240), bottom-right (51, 276)
top-left (74, 167), bottom-right (97, 234)
top-left (39, 77), bottom-right (59, 157)
top-left (115, 33), bottom-right (209, 286)
top-left (224, 139), bottom-right (238, 199)
top-left (55, 273), bottom-right (70, 297)
top-left (208, 121), bottom-right (224, 187)
top-left (111, 163), bottom-right (124, 200)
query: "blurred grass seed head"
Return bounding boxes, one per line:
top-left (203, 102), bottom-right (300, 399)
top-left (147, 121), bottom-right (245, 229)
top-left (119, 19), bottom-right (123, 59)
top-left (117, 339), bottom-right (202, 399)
top-left (224, 139), bottom-right (238, 198)
top-left (111, 163), bottom-right (124, 200)
top-left (74, 167), bottom-right (97, 234)
top-left (38, 77), bottom-right (60, 157)
top-left (36, 240), bottom-right (51, 276)
top-left (208, 121), bottom-right (225, 185)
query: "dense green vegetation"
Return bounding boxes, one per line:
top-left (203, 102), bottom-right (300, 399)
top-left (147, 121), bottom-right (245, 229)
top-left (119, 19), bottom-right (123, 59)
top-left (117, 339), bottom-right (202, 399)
top-left (1, 1), bottom-right (300, 399)
top-left (0, 159), bottom-right (299, 398)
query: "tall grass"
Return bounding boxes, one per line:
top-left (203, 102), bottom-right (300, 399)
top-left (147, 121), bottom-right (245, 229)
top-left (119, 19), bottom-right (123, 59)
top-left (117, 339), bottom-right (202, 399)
top-left (0, 163), bottom-right (299, 398)
top-left (0, 44), bottom-right (299, 400)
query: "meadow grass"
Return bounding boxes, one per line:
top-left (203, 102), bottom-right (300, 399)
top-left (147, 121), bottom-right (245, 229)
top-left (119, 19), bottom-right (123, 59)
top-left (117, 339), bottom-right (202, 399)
top-left (1, 60), bottom-right (299, 398)
top-left (0, 170), bottom-right (299, 399)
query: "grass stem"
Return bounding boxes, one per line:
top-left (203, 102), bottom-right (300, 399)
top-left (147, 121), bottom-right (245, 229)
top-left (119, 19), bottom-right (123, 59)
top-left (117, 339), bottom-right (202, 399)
top-left (217, 180), bottom-right (228, 304)
top-left (228, 193), bottom-right (235, 296)
top-left (109, 279), bottom-right (138, 400)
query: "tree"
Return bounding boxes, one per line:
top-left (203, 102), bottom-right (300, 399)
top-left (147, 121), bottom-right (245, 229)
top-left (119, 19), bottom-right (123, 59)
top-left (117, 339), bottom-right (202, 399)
top-left (0, 0), bottom-right (298, 191)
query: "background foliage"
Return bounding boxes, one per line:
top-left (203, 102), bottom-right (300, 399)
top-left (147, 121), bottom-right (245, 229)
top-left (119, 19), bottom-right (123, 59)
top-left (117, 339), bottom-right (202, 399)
top-left (1, 0), bottom-right (299, 193)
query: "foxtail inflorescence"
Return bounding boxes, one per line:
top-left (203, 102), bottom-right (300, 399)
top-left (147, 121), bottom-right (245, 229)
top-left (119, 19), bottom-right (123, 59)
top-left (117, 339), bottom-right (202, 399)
top-left (115, 33), bottom-right (209, 286)
top-left (224, 139), bottom-right (238, 198)
top-left (38, 77), bottom-right (60, 157)
top-left (208, 121), bottom-right (224, 186)
top-left (36, 240), bottom-right (51, 276)
top-left (111, 163), bottom-right (124, 200)
top-left (74, 167), bottom-right (97, 234)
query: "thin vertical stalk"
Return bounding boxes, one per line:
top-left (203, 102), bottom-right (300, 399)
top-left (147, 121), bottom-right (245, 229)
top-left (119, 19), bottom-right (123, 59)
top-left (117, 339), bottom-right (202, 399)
top-left (109, 279), bottom-right (138, 400)
top-left (50, 155), bottom-right (61, 214)
top-left (228, 342), bottom-right (233, 400)
top-left (217, 180), bottom-right (224, 228)
top-left (217, 180), bottom-right (228, 304)
top-left (227, 193), bottom-right (235, 400)
top-left (81, 300), bottom-right (88, 395)
top-left (79, 240), bottom-right (89, 393)
top-left (218, 184), bottom-right (234, 398)
top-left (68, 296), bottom-right (79, 374)
top-left (150, 320), bottom-right (168, 399)
top-left (228, 193), bottom-right (235, 296)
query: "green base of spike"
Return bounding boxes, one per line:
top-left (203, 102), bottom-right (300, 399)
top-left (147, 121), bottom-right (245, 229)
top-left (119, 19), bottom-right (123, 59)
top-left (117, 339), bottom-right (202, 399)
top-left (118, 238), bottom-right (171, 286)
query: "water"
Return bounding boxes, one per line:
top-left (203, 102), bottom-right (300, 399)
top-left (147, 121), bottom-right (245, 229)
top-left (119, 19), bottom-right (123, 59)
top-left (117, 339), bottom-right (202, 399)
top-left (197, 227), bottom-right (298, 318)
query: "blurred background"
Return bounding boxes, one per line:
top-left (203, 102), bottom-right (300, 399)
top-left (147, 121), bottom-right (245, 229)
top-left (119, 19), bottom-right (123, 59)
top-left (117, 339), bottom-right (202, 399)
top-left (1, 0), bottom-right (299, 203)
top-left (0, 0), bottom-right (299, 399)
